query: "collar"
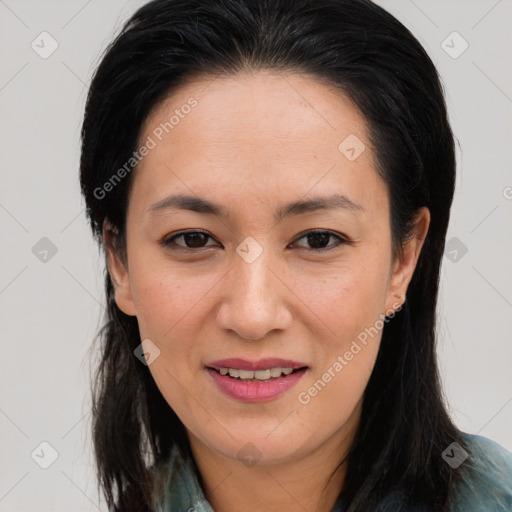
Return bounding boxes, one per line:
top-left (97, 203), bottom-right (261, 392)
top-left (153, 443), bottom-right (347, 512)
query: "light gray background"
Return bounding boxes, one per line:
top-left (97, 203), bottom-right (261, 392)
top-left (1, 0), bottom-right (511, 510)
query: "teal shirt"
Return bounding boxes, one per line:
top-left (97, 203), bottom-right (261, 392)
top-left (153, 433), bottom-right (512, 511)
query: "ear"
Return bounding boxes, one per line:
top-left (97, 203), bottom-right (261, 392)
top-left (103, 220), bottom-right (137, 316)
top-left (385, 207), bottom-right (430, 312)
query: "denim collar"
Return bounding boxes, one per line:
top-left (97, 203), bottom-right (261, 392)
top-left (153, 442), bottom-right (347, 512)
top-left (153, 433), bottom-right (512, 512)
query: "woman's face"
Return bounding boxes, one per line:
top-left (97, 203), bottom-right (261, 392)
top-left (106, 71), bottom-right (428, 468)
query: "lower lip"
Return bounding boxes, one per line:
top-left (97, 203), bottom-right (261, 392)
top-left (206, 368), bottom-right (308, 403)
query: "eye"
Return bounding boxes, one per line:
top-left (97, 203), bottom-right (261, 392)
top-left (161, 229), bottom-right (352, 253)
top-left (162, 230), bottom-right (218, 251)
top-left (290, 230), bottom-right (352, 252)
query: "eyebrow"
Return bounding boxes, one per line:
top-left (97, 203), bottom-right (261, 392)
top-left (147, 193), bottom-right (364, 222)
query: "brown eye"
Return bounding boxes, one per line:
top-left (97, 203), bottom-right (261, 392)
top-left (291, 230), bottom-right (352, 252)
top-left (162, 229), bottom-right (352, 253)
top-left (162, 231), bottom-right (218, 250)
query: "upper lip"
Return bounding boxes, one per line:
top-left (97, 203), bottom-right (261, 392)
top-left (206, 358), bottom-right (309, 371)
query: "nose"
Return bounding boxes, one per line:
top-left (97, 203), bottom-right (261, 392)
top-left (216, 252), bottom-right (293, 341)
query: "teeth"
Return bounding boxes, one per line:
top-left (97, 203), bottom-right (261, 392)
top-left (270, 368), bottom-right (283, 378)
top-left (217, 367), bottom-right (298, 380)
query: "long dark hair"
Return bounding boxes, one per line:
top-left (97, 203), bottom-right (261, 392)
top-left (80, 0), bottom-right (467, 510)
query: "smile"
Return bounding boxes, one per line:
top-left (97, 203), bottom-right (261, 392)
top-left (206, 367), bottom-right (308, 402)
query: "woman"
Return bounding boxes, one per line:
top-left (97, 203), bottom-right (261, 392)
top-left (80, 0), bottom-right (512, 510)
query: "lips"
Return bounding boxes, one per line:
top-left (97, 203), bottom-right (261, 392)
top-left (206, 366), bottom-right (308, 402)
top-left (206, 357), bottom-right (308, 372)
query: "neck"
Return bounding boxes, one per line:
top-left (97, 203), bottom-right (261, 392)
top-left (187, 403), bottom-right (361, 512)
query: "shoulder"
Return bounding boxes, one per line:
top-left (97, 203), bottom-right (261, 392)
top-left (150, 443), bottom-right (214, 512)
top-left (450, 432), bottom-right (512, 512)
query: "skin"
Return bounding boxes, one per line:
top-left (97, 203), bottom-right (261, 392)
top-left (104, 70), bottom-right (430, 512)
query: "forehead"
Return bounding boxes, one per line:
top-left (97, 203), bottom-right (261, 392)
top-left (130, 71), bottom-right (387, 217)
top-left (141, 70), bottom-right (367, 153)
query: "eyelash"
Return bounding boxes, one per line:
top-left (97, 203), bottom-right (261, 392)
top-left (161, 229), bottom-right (353, 253)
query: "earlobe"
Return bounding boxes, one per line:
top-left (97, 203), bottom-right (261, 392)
top-left (386, 207), bottom-right (430, 311)
top-left (103, 221), bottom-right (137, 317)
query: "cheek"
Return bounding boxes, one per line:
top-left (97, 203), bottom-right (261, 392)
top-left (297, 256), bottom-right (389, 388)
top-left (129, 253), bottom-right (216, 338)
top-left (294, 271), bottom-right (386, 426)
top-left (308, 275), bottom-right (384, 375)
top-left (130, 242), bottom-right (391, 350)
top-left (298, 257), bottom-right (390, 332)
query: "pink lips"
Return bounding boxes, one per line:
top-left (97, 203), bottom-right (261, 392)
top-left (205, 358), bottom-right (309, 402)
top-left (206, 357), bottom-right (308, 372)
